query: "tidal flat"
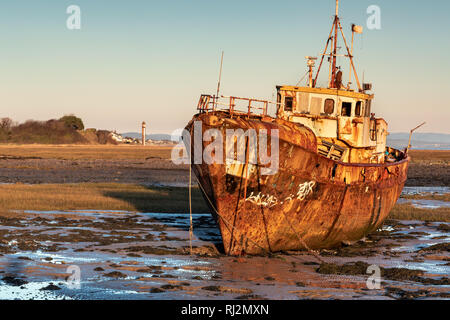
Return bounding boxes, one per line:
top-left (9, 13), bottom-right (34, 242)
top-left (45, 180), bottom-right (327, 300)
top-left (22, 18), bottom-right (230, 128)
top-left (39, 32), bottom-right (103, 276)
top-left (0, 210), bottom-right (448, 300)
top-left (0, 146), bottom-right (448, 299)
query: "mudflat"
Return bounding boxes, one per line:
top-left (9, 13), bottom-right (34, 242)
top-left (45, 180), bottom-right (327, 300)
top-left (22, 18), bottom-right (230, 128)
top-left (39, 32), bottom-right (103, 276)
top-left (0, 146), bottom-right (448, 187)
top-left (0, 145), bottom-right (448, 299)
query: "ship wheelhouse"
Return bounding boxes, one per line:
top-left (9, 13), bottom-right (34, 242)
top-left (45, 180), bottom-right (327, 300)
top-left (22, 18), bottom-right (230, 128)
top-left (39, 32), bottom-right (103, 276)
top-left (276, 86), bottom-right (388, 164)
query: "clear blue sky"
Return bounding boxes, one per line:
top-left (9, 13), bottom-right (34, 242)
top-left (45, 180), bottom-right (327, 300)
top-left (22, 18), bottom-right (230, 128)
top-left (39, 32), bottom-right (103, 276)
top-left (0, 0), bottom-right (449, 134)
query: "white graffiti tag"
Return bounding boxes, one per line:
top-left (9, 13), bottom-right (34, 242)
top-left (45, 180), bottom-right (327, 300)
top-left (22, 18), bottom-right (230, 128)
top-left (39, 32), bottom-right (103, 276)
top-left (245, 192), bottom-right (278, 208)
top-left (296, 181), bottom-right (316, 201)
top-left (244, 180), bottom-right (316, 208)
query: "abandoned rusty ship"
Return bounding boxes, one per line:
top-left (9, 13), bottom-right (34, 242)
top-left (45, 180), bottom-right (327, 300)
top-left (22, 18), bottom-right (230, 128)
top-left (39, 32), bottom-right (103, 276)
top-left (184, 1), bottom-right (409, 255)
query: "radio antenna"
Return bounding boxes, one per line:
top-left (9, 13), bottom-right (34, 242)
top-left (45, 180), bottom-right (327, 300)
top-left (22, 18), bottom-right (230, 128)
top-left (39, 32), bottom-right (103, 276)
top-left (215, 51), bottom-right (224, 107)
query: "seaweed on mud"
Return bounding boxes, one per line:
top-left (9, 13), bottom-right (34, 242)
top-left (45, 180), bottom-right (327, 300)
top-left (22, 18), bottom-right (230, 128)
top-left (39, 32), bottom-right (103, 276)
top-left (160, 284), bottom-right (183, 290)
top-left (385, 287), bottom-right (450, 299)
top-left (321, 244), bottom-right (379, 258)
top-left (382, 267), bottom-right (424, 282)
top-left (126, 253), bottom-right (142, 258)
top-left (0, 245), bottom-right (15, 254)
top-left (146, 265), bottom-right (163, 270)
top-left (125, 245), bottom-right (185, 255)
top-left (303, 261), bottom-right (319, 266)
top-left (153, 274), bottom-right (177, 279)
top-left (17, 256), bottom-right (32, 261)
top-left (201, 286), bottom-right (253, 294)
top-left (183, 245), bottom-right (221, 257)
top-left (316, 261), bottom-right (370, 276)
top-left (409, 231), bottom-right (430, 236)
top-left (40, 284), bottom-right (61, 291)
top-left (391, 234), bottom-right (418, 240)
top-left (0, 217), bottom-right (24, 227)
top-left (150, 287), bottom-right (165, 293)
top-left (202, 285), bottom-right (221, 292)
top-left (316, 261), bottom-right (448, 285)
top-left (135, 269), bottom-right (149, 273)
top-left (235, 294), bottom-right (265, 300)
top-left (419, 243), bottom-right (449, 252)
top-left (2, 276), bottom-right (28, 286)
top-left (436, 224), bottom-right (450, 232)
top-left (385, 287), bottom-right (431, 300)
top-left (415, 277), bottom-right (449, 285)
top-left (104, 271), bottom-right (127, 278)
top-left (179, 282), bottom-right (191, 286)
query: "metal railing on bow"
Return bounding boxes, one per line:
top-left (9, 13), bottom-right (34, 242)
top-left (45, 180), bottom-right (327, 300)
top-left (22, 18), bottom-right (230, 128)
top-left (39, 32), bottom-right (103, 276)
top-left (197, 94), bottom-right (281, 117)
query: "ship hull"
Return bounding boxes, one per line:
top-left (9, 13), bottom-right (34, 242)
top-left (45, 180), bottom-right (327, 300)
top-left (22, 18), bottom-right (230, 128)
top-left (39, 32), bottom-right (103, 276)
top-left (185, 112), bottom-right (409, 255)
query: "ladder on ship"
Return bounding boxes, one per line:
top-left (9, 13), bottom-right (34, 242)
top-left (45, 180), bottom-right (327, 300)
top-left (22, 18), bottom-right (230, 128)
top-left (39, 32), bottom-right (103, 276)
top-left (318, 140), bottom-right (346, 161)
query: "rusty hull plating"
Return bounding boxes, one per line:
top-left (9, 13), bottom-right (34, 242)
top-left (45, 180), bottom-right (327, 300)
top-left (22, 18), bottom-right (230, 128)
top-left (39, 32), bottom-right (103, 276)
top-left (185, 112), bottom-right (409, 255)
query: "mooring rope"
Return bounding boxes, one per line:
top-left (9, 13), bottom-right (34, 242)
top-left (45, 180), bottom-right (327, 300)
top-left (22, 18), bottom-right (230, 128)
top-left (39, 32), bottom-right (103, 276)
top-left (189, 163), bottom-right (193, 255)
top-left (280, 211), bottom-right (325, 264)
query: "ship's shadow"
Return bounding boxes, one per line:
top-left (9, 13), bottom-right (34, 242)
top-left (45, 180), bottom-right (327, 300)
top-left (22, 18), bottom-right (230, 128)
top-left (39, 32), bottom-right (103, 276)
top-left (103, 186), bottom-right (225, 252)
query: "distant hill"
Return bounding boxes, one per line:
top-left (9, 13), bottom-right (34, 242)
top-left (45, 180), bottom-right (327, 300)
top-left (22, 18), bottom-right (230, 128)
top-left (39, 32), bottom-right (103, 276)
top-left (387, 133), bottom-right (450, 150)
top-left (122, 131), bottom-right (449, 150)
top-left (0, 116), bottom-right (118, 145)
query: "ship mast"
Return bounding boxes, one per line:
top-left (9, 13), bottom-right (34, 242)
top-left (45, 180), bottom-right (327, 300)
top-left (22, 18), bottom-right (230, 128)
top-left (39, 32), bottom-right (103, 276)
top-left (330, 0), bottom-right (339, 89)
top-left (313, 0), bottom-right (362, 92)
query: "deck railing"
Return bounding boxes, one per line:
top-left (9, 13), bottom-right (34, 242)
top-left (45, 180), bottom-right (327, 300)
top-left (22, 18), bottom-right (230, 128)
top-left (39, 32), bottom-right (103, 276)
top-left (197, 94), bottom-right (281, 117)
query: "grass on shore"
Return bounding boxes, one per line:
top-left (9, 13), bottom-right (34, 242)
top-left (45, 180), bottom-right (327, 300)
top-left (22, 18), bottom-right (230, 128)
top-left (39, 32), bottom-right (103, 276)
top-left (0, 183), bottom-right (209, 213)
top-left (0, 183), bottom-right (448, 222)
top-left (0, 144), bottom-right (175, 160)
top-left (388, 203), bottom-right (450, 222)
top-left (409, 150), bottom-right (450, 164)
top-left (400, 193), bottom-right (450, 202)
top-left (0, 145), bottom-right (447, 162)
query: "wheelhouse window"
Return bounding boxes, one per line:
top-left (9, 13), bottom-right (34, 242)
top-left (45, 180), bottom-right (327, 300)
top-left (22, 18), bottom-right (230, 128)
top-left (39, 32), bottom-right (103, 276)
top-left (284, 97), bottom-right (293, 112)
top-left (324, 99), bottom-right (335, 115)
top-left (341, 102), bottom-right (352, 116)
top-left (355, 101), bottom-right (362, 116)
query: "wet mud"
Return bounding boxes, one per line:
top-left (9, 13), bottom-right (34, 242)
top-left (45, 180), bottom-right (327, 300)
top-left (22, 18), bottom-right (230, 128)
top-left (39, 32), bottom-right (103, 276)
top-left (0, 158), bottom-right (188, 186)
top-left (0, 210), bottom-right (448, 300)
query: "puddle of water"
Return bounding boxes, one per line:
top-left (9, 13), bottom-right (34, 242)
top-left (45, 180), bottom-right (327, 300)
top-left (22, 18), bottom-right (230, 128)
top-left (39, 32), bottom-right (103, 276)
top-left (0, 281), bottom-right (73, 300)
top-left (397, 199), bottom-right (450, 209)
top-left (402, 186), bottom-right (450, 196)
